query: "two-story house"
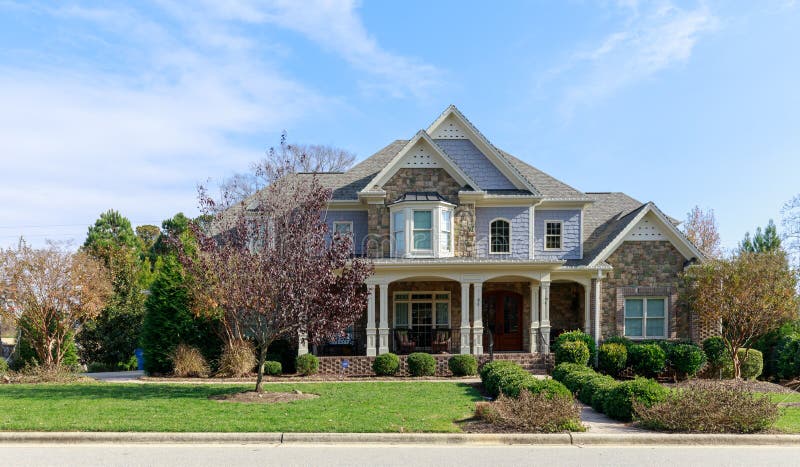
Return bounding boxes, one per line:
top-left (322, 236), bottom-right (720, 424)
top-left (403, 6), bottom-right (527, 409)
top-left (303, 105), bottom-right (707, 370)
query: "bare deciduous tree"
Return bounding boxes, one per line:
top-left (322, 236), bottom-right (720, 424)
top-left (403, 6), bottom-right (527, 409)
top-left (782, 195), bottom-right (800, 268)
top-left (0, 241), bottom-right (112, 369)
top-left (683, 206), bottom-right (722, 259)
top-left (177, 157), bottom-right (372, 392)
top-left (685, 251), bottom-right (798, 379)
top-left (218, 135), bottom-right (356, 207)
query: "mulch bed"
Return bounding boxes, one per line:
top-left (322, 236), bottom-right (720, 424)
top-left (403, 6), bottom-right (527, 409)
top-left (667, 378), bottom-right (795, 394)
top-left (209, 390), bottom-right (319, 404)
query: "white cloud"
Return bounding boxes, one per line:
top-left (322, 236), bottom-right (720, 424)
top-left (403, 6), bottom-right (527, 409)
top-left (552, 1), bottom-right (718, 119)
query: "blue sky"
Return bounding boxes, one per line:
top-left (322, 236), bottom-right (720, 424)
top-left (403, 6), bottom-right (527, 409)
top-left (1, 0), bottom-right (799, 251)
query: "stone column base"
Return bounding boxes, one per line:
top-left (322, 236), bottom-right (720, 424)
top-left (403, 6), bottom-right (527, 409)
top-left (472, 326), bottom-right (484, 355)
top-left (366, 328), bottom-right (377, 357)
top-left (378, 328), bottom-right (390, 355)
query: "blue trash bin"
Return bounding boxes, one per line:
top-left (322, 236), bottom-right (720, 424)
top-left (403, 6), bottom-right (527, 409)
top-left (134, 348), bottom-right (144, 371)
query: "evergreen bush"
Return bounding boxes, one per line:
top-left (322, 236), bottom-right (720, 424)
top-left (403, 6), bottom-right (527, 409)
top-left (407, 352), bottom-right (437, 376)
top-left (598, 343), bottom-right (627, 376)
top-left (296, 353), bottom-right (319, 376)
top-left (448, 354), bottom-right (478, 376)
top-left (372, 353), bottom-right (400, 376)
top-left (263, 360), bottom-right (282, 376)
top-left (553, 330), bottom-right (596, 362)
top-left (555, 340), bottom-right (590, 366)
top-left (628, 343), bottom-right (666, 377)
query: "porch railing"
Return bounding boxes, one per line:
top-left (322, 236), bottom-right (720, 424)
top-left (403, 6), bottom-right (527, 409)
top-left (391, 327), bottom-right (461, 354)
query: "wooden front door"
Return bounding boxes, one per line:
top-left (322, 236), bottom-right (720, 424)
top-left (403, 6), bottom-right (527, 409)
top-left (483, 291), bottom-right (523, 351)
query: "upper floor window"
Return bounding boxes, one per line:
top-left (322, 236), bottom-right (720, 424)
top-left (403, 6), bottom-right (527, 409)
top-left (441, 210), bottom-right (452, 252)
top-left (412, 210), bottom-right (432, 251)
top-left (333, 221), bottom-right (353, 252)
top-left (392, 211), bottom-right (405, 256)
top-left (624, 297), bottom-right (666, 339)
top-left (545, 221), bottom-right (562, 250)
top-left (490, 219), bottom-right (510, 254)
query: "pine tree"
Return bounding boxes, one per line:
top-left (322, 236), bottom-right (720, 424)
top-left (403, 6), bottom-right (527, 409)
top-left (740, 219), bottom-right (782, 253)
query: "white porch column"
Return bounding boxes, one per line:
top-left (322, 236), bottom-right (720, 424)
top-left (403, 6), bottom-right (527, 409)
top-left (378, 281), bottom-right (390, 354)
top-left (593, 275), bottom-right (602, 347)
top-left (539, 281), bottom-right (551, 354)
top-left (365, 282), bottom-right (377, 356)
top-left (297, 331), bottom-right (308, 356)
top-left (529, 283), bottom-right (540, 353)
top-left (460, 282), bottom-right (471, 354)
top-left (583, 283), bottom-right (592, 335)
top-left (472, 282), bottom-right (483, 355)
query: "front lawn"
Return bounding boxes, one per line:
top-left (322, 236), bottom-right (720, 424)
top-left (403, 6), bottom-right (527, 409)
top-left (0, 382), bottom-right (481, 432)
top-left (766, 392), bottom-right (800, 433)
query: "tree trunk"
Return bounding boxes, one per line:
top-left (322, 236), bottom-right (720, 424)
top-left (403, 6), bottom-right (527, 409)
top-left (254, 345), bottom-right (268, 393)
top-left (733, 351), bottom-right (741, 379)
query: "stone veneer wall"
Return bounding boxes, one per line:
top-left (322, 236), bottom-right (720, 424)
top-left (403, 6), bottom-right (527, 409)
top-left (601, 241), bottom-right (690, 340)
top-left (549, 282), bottom-right (585, 335)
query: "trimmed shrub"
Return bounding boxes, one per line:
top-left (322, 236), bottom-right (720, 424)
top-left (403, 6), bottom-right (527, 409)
top-left (555, 340), bottom-right (590, 366)
top-left (721, 348), bottom-right (763, 380)
top-left (407, 352), bottom-right (436, 377)
top-left (775, 334), bottom-right (800, 380)
top-left (86, 362), bottom-right (110, 373)
top-left (484, 363), bottom-right (531, 398)
top-left (218, 340), bottom-right (257, 377)
top-left (702, 336), bottom-right (728, 374)
top-left (117, 355), bottom-right (139, 371)
top-left (372, 353), bottom-right (400, 376)
top-left (604, 335), bottom-right (633, 351)
top-left (598, 343), bottom-right (627, 376)
top-left (590, 377), bottom-right (620, 412)
top-left (551, 362), bottom-right (593, 383)
top-left (296, 353), bottom-right (319, 376)
top-left (628, 344), bottom-right (666, 377)
top-left (523, 378), bottom-right (573, 399)
top-left (635, 384), bottom-right (779, 433)
top-left (667, 343), bottom-right (706, 379)
top-left (171, 344), bottom-right (210, 378)
top-left (448, 354), bottom-right (478, 376)
top-left (477, 390), bottom-right (584, 432)
top-left (480, 360), bottom-right (520, 395)
top-left (604, 377), bottom-right (668, 422)
top-left (579, 374), bottom-right (617, 406)
top-left (553, 330), bottom-right (596, 362)
top-left (562, 367), bottom-right (599, 394)
top-left (263, 360), bottom-right (282, 376)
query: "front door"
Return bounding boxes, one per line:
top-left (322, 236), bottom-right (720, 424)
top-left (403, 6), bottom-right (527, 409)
top-left (483, 291), bottom-right (523, 351)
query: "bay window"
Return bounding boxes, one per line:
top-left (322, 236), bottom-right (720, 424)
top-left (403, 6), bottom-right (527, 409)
top-left (412, 210), bottom-right (432, 251)
top-left (389, 198), bottom-right (455, 258)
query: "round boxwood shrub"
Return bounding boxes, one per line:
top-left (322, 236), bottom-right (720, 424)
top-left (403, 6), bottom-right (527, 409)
top-left (448, 354), bottom-right (478, 376)
top-left (407, 352), bottom-right (437, 377)
top-left (296, 353), bottom-right (319, 376)
top-left (562, 367), bottom-right (599, 394)
top-left (487, 364), bottom-right (532, 398)
top-left (667, 343), bottom-right (706, 379)
top-left (555, 340), bottom-right (590, 366)
top-left (553, 330), bottom-right (596, 362)
top-left (372, 352), bottom-right (400, 376)
top-left (722, 348), bottom-right (763, 380)
top-left (628, 343), bottom-right (666, 377)
top-left (551, 362), bottom-right (594, 383)
top-left (263, 360), bottom-right (282, 376)
top-left (604, 377), bottom-right (668, 422)
top-left (598, 343), bottom-right (628, 376)
top-left (590, 377), bottom-right (620, 413)
top-left (702, 336), bottom-right (728, 372)
top-left (524, 378), bottom-right (573, 399)
top-left (578, 374), bottom-right (617, 405)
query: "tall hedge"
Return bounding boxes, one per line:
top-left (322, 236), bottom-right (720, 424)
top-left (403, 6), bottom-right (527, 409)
top-left (141, 258), bottom-right (220, 375)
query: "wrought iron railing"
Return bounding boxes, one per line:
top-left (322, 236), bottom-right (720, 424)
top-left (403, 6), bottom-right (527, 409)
top-left (391, 327), bottom-right (460, 354)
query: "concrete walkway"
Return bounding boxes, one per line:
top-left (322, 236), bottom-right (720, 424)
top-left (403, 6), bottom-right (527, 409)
top-left (579, 403), bottom-right (643, 434)
top-left (83, 371), bottom-right (144, 382)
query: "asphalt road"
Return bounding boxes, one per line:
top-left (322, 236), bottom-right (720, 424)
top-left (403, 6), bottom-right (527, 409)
top-left (3, 443), bottom-right (800, 467)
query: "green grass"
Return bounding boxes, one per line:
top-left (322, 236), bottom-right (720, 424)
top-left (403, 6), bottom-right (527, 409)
top-left (0, 382), bottom-right (481, 432)
top-left (765, 392), bottom-right (800, 433)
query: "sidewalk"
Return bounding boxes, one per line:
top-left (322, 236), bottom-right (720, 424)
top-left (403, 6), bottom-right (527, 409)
top-left (579, 403), bottom-right (643, 434)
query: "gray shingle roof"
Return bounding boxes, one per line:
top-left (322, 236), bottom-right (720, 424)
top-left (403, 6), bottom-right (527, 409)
top-left (499, 151), bottom-right (591, 201)
top-left (579, 193), bottom-right (649, 265)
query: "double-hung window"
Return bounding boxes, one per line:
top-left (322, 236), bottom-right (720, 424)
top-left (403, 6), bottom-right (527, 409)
top-left (412, 210), bottom-right (433, 251)
top-left (545, 221), bottom-right (562, 250)
top-left (441, 209), bottom-right (452, 253)
top-left (624, 298), bottom-right (666, 339)
top-left (392, 211), bottom-right (405, 256)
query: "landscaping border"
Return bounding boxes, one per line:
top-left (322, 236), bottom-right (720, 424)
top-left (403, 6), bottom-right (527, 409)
top-left (316, 353), bottom-right (552, 377)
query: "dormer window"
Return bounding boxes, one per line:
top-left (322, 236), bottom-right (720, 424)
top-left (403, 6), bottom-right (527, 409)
top-left (389, 192), bottom-right (454, 259)
top-left (490, 219), bottom-right (510, 254)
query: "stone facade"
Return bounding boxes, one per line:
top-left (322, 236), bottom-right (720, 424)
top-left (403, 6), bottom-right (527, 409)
top-left (549, 282), bottom-right (585, 336)
top-left (600, 241), bottom-right (690, 340)
top-left (454, 202), bottom-right (476, 257)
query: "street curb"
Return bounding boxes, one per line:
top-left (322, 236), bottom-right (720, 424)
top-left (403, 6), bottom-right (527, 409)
top-left (1, 432), bottom-right (800, 446)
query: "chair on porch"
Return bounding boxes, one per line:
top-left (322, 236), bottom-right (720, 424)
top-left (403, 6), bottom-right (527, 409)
top-left (431, 329), bottom-right (451, 354)
top-left (395, 329), bottom-right (416, 355)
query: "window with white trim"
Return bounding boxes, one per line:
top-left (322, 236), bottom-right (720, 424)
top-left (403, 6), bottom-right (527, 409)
top-left (441, 209), bottom-right (452, 252)
top-left (624, 297), bottom-right (666, 339)
top-left (412, 210), bottom-right (433, 251)
top-left (394, 292), bottom-right (450, 328)
top-left (545, 221), bottom-right (562, 250)
top-left (392, 211), bottom-right (405, 255)
top-left (490, 219), bottom-right (510, 254)
top-left (332, 221), bottom-right (353, 252)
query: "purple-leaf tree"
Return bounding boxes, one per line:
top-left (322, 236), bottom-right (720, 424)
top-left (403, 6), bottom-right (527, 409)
top-left (176, 152), bottom-right (372, 392)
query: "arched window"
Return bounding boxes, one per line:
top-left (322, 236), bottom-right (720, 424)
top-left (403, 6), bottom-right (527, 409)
top-left (490, 219), bottom-right (510, 254)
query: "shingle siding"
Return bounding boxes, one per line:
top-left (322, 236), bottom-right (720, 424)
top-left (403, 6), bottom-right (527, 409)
top-left (434, 139), bottom-right (516, 190)
top-left (324, 210), bottom-right (369, 255)
top-left (534, 209), bottom-right (581, 260)
top-left (475, 207), bottom-right (530, 259)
